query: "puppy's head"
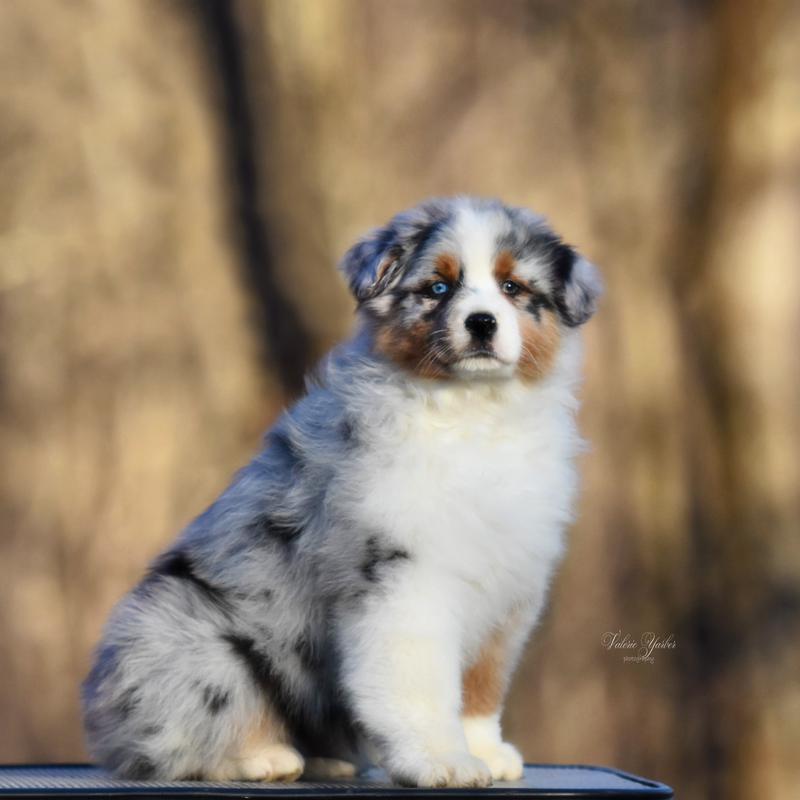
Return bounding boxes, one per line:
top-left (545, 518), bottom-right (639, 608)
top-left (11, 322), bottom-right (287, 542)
top-left (340, 197), bottom-right (602, 381)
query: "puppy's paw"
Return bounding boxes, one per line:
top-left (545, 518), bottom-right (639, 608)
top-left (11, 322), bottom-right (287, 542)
top-left (302, 757), bottom-right (358, 780)
top-left (242, 744), bottom-right (304, 782)
top-left (470, 740), bottom-right (524, 781)
top-left (209, 743), bottom-right (304, 782)
top-left (390, 751), bottom-right (492, 788)
top-left (462, 715), bottom-right (524, 781)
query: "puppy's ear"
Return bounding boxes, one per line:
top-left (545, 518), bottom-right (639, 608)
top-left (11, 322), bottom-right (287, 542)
top-left (339, 201), bottom-right (451, 304)
top-left (338, 227), bottom-right (403, 303)
top-left (552, 244), bottom-right (603, 327)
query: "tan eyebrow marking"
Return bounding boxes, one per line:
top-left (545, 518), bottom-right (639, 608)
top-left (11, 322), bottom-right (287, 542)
top-left (435, 253), bottom-right (460, 283)
top-left (494, 250), bottom-right (516, 283)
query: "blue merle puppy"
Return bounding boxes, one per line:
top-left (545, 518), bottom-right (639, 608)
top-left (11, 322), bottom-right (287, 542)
top-left (82, 196), bottom-right (601, 787)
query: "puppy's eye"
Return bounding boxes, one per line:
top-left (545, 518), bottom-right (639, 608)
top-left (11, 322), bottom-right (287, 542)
top-left (501, 279), bottom-right (523, 297)
top-left (424, 281), bottom-right (452, 299)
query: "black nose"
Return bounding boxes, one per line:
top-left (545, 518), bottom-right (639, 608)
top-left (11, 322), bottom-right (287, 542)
top-left (465, 312), bottom-right (497, 340)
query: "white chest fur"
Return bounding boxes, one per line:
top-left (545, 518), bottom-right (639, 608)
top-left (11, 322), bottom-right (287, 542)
top-left (339, 353), bottom-right (583, 652)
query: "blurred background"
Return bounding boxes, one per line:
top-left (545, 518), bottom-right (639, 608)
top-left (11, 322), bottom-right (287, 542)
top-left (1, 1), bottom-right (798, 798)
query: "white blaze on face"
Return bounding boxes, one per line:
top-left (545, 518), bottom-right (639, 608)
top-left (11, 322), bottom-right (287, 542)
top-left (447, 205), bottom-right (521, 374)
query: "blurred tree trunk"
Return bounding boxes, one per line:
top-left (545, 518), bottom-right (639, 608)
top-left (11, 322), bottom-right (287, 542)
top-left (674, 2), bottom-right (800, 796)
top-left (0, 0), bottom-right (282, 760)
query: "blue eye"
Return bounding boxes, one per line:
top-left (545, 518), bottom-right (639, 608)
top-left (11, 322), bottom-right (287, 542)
top-left (502, 279), bottom-right (523, 297)
top-left (426, 281), bottom-right (451, 298)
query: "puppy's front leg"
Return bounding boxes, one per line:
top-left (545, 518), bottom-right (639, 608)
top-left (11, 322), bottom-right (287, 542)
top-left (340, 584), bottom-right (491, 788)
top-left (461, 603), bottom-right (541, 781)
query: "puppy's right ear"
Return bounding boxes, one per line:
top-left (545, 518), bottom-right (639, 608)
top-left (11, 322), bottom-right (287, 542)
top-left (338, 227), bottom-right (402, 303)
top-left (340, 201), bottom-right (452, 303)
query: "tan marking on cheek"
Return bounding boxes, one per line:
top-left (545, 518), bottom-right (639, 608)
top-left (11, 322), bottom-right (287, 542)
top-left (462, 630), bottom-right (507, 717)
top-left (494, 250), bottom-right (516, 283)
top-left (373, 319), bottom-right (449, 379)
top-left (435, 253), bottom-right (460, 283)
top-left (517, 309), bottom-right (561, 381)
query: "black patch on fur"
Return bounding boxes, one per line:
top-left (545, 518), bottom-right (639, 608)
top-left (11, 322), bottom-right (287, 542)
top-left (408, 218), bottom-right (447, 262)
top-left (339, 416), bottom-right (357, 445)
top-left (540, 239), bottom-right (586, 327)
top-left (223, 630), bottom-right (357, 755)
top-left (152, 551), bottom-right (232, 612)
top-left (250, 513), bottom-right (303, 545)
top-left (202, 685), bottom-right (230, 714)
top-left (117, 687), bottom-right (140, 719)
top-left (526, 292), bottom-right (553, 321)
top-left (141, 724), bottom-right (163, 737)
top-left (82, 644), bottom-right (119, 707)
top-left (266, 429), bottom-right (303, 467)
top-left (127, 755), bottom-right (157, 780)
top-left (222, 633), bottom-right (298, 726)
top-left (420, 269), bottom-right (463, 323)
top-left (548, 244), bottom-right (584, 326)
top-left (262, 588), bottom-right (274, 601)
top-left (498, 224), bottom-right (563, 263)
top-left (361, 535), bottom-right (411, 583)
top-left (550, 241), bottom-right (576, 285)
top-left (293, 635), bottom-right (323, 673)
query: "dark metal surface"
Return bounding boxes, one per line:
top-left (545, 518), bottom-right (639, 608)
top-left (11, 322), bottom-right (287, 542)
top-left (0, 764), bottom-right (673, 798)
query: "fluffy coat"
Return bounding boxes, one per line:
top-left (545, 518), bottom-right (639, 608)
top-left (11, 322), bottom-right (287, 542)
top-left (82, 196), bottom-right (601, 787)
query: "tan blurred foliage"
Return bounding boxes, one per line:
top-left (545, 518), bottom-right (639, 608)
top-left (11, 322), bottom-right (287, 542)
top-left (0, 2), bottom-right (798, 799)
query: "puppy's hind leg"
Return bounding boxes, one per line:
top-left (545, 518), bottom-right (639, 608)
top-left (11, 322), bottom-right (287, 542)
top-left (203, 713), bottom-right (305, 782)
top-left (206, 711), bottom-right (304, 782)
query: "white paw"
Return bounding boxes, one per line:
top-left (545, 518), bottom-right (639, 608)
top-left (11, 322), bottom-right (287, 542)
top-left (211, 743), bottom-right (305, 782)
top-left (472, 740), bottom-right (524, 781)
top-left (390, 751), bottom-right (492, 788)
top-left (462, 714), bottom-right (524, 781)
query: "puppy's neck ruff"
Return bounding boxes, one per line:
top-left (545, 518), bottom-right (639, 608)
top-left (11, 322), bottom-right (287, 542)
top-left (327, 322), bottom-right (584, 428)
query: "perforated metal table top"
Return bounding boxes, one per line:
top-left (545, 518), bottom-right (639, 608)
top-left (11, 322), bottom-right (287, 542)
top-left (0, 764), bottom-right (672, 798)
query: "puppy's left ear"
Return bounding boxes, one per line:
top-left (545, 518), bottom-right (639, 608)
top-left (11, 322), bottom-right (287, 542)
top-left (552, 245), bottom-right (603, 327)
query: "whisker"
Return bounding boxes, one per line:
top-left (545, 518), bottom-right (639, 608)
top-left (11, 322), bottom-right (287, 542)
top-left (520, 343), bottom-right (542, 371)
top-left (416, 339), bottom-right (453, 374)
